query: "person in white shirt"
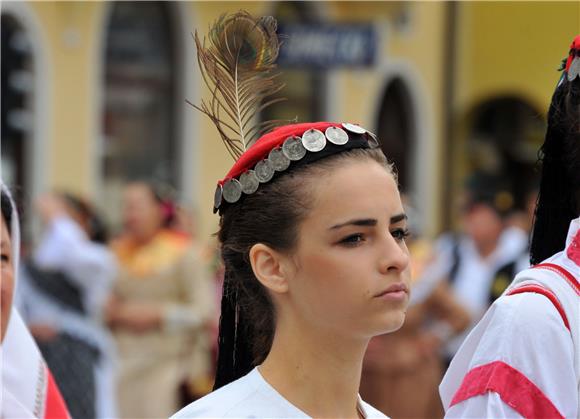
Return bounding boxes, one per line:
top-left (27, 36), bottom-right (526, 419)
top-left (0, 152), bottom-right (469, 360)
top-left (1, 183), bottom-right (71, 419)
top-left (428, 174), bottom-right (528, 363)
top-left (440, 35), bottom-right (580, 418)
top-left (17, 192), bottom-right (117, 419)
top-left (173, 12), bottom-right (412, 419)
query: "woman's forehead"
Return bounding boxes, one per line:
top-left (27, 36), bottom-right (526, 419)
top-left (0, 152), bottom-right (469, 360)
top-left (306, 162), bottom-right (402, 221)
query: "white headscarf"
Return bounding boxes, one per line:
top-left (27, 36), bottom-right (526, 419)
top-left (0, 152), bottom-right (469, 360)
top-left (1, 183), bottom-right (70, 419)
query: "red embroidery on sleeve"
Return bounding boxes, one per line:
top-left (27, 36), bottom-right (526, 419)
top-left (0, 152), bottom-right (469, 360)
top-left (567, 230), bottom-right (580, 267)
top-left (450, 361), bottom-right (564, 419)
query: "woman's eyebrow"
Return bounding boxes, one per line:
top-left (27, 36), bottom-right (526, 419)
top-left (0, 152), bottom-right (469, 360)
top-left (329, 218), bottom-right (378, 230)
top-left (390, 213), bottom-right (408, 224)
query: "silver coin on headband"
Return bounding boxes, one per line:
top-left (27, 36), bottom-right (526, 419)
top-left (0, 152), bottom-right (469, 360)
top-left (301, 129), bottom-right (326, 152)
top-left (214, 184), bottom-right (223, 209)
top-left (222, 179), bottom-right (242, 203)
top-left (282, 136), bottom-right (307, 161)
top-left (325, 126), bottom-right (349, 145)
top-left (239, 170), bottom-right (260, 194)
top-left (255, 159), bottom-right (275, 183)
top-left (342, 122), bottom-right (367, 135)
top-left (269, 147), bottom-right (291, 171)
top-left (366, 131), bottom-right (380, 148)
top-left (568, 58), bottom-right (580, 82)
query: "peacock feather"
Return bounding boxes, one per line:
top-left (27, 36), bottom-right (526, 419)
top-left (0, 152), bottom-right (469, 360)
top-left (191, 11), bottom-right (286, 159)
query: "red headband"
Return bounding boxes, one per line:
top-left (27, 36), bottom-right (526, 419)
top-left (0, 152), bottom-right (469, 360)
top-left (564, 35), bottom-right (580, 81)
top-left (213, 121), bottom-right (379, 212)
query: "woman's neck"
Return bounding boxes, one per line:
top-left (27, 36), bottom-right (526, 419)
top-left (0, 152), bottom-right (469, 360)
top-left (259, 314), bottom-right (368, 418)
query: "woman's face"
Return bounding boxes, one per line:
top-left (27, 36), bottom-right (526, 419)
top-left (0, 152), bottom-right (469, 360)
top-left (1, 216), bottom-right (14, 342)
top-left (122, 184), bottom-right (164, 240)
top-left (282, 159), bottom-right (411, 340)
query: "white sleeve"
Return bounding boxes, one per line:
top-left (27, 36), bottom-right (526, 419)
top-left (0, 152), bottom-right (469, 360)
top-left (33, 216), bottom-right (116, 289)
top-left (446, 393), bottom-right (522, 418)
top-left (443, 293), bottom-right (577, 418)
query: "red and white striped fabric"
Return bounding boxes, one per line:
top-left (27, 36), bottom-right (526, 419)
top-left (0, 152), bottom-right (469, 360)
top-left (440, 217), bottom-right (580, 418)
top-left (1, 183), bottom-right (70, 419)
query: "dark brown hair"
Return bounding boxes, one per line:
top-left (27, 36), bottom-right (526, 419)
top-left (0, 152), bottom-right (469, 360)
top-left (530, 74), bottom-right (580, 264)
top-left (213, 147), bottom-right (394, 389)
top-left (1, 189), bottom-right (13, 234)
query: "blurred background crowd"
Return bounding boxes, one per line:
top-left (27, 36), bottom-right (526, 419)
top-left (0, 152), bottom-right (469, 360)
top-left (1, 1), bottom-right (578, 418)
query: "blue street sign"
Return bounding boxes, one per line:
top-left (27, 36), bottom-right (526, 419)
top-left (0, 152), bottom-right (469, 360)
top-left (277, 23), bottom-right (377, 69)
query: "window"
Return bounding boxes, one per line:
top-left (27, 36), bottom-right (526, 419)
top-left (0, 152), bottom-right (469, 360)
top-left (468, 97), bottom-right (545, 209)
top-left (377, 78), bottom-right (415, 192)
top-left (1, 14), bottom-right (34, 199)
top-left (102, 1), bottom-right (177, 222)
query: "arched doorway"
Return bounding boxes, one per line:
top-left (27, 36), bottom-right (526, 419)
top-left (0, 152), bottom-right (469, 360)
top-left (376, 78), bottom-right (415, 193)
top-left (0, 14), bottom-right (34, 194)
top-left (102, 1), bottom-right (178, 226)
top-left (467, 97), bottom-right (545, 209)
top-left (261, 1), bottom-right (327, 125)
top-left (1, 13), bottom-right (34, 205)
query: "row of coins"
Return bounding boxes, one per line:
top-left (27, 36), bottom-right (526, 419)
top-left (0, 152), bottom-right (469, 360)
top-left (214, 123), bottom-right (379, 209)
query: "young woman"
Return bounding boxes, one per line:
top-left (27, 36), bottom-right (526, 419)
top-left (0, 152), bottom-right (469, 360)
top-left (173, 119), bottom-right (412, 418)
top-left (174, 12), bottom-right (412, 418)
top-left (440, 35), bottom-right (580, 418)
top-left (17, 192), bottom-right (117, 419)
top-left (107, 182), bottom-right (215, 418)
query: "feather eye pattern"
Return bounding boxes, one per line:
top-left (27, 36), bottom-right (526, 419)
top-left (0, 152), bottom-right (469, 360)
top-left (192, 11), bottom-right (286, 159)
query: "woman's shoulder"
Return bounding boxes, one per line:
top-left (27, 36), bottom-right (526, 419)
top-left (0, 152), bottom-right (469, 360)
top-left (171, 367), bottom-right (309, 418)
top-left (171, 371), bottom-right (260, 418)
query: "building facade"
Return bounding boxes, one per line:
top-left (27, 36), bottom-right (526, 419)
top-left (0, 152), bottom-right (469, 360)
top-left (1, 1), bottom-right (577, 241)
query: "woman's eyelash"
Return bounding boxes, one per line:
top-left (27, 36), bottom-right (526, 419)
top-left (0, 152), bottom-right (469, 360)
top-left (339, 233), bottom-right (365, 246)
top-left (391, 228), bottom-right (410, 241)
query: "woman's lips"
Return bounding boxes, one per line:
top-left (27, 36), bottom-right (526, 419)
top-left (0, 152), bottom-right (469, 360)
top-left (374, 283), bottom-right (409, 300)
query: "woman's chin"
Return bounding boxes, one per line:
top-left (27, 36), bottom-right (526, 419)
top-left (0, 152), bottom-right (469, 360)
top-left (374, 311), bottom-right (407, 335)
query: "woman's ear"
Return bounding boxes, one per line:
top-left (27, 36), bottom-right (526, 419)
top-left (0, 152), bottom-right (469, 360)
top-left (249, 243), bottom-right (290, 294)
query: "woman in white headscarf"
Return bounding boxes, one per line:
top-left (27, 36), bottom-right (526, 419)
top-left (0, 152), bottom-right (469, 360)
top-left (1, 183), bottom-right (70, 418)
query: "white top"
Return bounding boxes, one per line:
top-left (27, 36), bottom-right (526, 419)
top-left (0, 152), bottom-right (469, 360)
top-left (172, 367), bottom-right (388, 418)
top-left (440, 217), bottom-right (580, 418)
top-left (15, 216), bottom-right (118, 419)
top-left (434, 227), bottom-right (528, 356)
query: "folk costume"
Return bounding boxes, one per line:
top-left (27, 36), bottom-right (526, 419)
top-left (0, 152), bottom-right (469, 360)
top-left (173, 11), bottom-right (388, 419)
top-left (111, 229), bottom-right (215, 418)
top-left (439, 36), bottom-right (580, 419)
top-left (1, 183), bottom-right (70, 419)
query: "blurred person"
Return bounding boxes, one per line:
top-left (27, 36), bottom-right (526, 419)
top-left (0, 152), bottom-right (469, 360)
top-left (488, 186), bottom-right (539, 303)
top-left (440, 35), bottom-right (580, 418)
top-left (17, 191), bottom-right (117, 419)
top-left (1, 183), bottom-right (70, 419)
top-left (174, 11), bottom-right (410, 418)
top-left (107, 181), bottom-right (215, 418)
top-left (433, 173), bottom-right (527, 364)
top-left (360, 199), bottom-right (470, 418)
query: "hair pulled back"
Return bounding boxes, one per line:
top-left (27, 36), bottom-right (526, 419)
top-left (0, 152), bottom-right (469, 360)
top-left (213, 147), bottom-right (393, 389)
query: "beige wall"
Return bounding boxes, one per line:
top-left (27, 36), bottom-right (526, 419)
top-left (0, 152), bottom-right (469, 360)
top-left (28, 1), bottom-right (106, 197)
top-left (12, 1), bottom-right (573, 242)
top-left (444, 1), bottom-right (579, 225)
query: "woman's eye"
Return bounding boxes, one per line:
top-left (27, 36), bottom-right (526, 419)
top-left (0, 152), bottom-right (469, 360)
top-left (339, 234), bottom-right (365, 247)
top-left (391, 228), bottom-right (410, 242)
top-left (1, 253), bottom-right (10, 263)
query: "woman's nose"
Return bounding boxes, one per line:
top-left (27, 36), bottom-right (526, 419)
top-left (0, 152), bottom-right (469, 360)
top-left (379, 234), bottom-right (410, 274)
